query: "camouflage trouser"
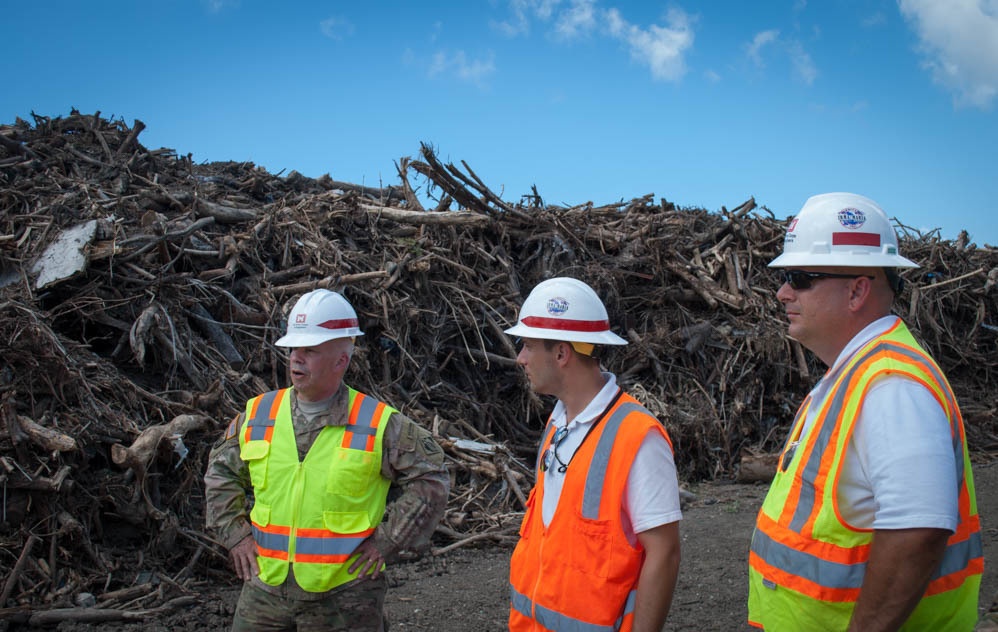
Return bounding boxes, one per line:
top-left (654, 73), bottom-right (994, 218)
top-left (231, 577), bottom-right (388, 632)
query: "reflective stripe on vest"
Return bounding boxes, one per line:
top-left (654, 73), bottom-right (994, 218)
top-left (253, 523), bottom-right (290, 561)
top-left (290, 527), bottom-right (373, 564)
top-left (748, 321), bottom-right (982, 628)
top-left (343, 391), bottom-right (386, 451)
top-left (532, 400), bottom-right (659, 520)
top-left (244, 388), bottom-right (288, 442)
top-left (250, 521), bottom-right (375, 564)
top-left (245, 388), bottom-right (384, 453)
top-left (510, 585), bottom-right (636, 632)
top-left (786, 341), bottom-right (964, 535)
top-left (582, 401), bottom-right (647, 519)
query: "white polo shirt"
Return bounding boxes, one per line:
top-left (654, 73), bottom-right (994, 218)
top-left (799, 316), bottom-right (959, 532)
top-left (540, 373), bottom-right (683, 543)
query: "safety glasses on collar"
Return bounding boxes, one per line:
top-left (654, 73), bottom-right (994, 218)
top-left (540, 426), bottom-right (570, 473)
top-left (779, 269), bottom-right (875, 291)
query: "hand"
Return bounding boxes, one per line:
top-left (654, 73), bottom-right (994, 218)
top-left (348, 537), bottom-right (386, 580)
top-left (229, 535), bottom-right (259, 582)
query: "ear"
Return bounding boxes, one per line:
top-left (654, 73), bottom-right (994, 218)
top-left (847, 276), bottom-right (874, 312)
top-left (336, 351), bottom-right (351, 371)
top-left (554, 341), bottom-right (572, 366)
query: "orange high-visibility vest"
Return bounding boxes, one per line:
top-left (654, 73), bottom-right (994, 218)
top-left (239, 387), bottom-right (394, 592)
top-left (509, 390), bottom-right (674, 632)
top-left (748, 320), bottom-right (982, 630)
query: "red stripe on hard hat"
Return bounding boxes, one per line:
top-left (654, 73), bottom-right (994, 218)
top-left (317, 318), bottom-right (358, 330)
top-left (832, 232), bottom-right (881, 247)
top-left (520, 315), bottom-right (609, 332)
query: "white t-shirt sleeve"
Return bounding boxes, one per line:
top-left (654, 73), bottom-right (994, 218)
top-left (623, 430), bottom-right (683, 536)
top-left (850, 377), bottom-right (959, 532)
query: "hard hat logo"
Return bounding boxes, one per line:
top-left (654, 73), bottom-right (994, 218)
top-left (837, 208), bottom-right (866, 229)
top-left (295, 314), bottom-right (307, 324)
top-left (546, 297), bottom-right (569, 315)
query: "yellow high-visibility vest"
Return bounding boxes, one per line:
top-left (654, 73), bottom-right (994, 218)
top-left (748, 321), bottom-right (982, 630)
top-left (239, 387), bottom-right (393, 592)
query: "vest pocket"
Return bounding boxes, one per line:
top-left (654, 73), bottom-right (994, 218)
top-left (242, 440), bottom-right (271, 489)
top-left (567, 517), bottom-right (612, 578)
top-left (250, 502), bottom-right (271, 527)
top-left (326, 446), bottom-right (378, 496)
top-left (518, 488), bottom-right (537, 539)
top-left (323, 510), bottom-right (372, 534)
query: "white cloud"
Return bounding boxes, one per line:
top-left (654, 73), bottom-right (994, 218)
top-left (745, 30), bottom-right (816, 85)
top-left (788, 41), bottom-right (817, 85)
top-left (899, 0), bottom-right (998, 108)
top-left (604, 7), bottom-right (695, 81)
top-left (494, 0), bottom-right (563, 36)
top-left (704, 69), bottom-right (721, 82)
top-left (319, 17), bottom-right (354, 40)
top-left (529, 0), bottom-right (562, 21)
top-left (428, 50), bottom-right (497, 87)
top-left (427, 53), bottom-right (447, 76)
top-left (493, 1), bottom-right (694, 81)
top-left (554, 0), bottom-right (597, 39)
top-left (494, 10), bottom-right (529, 36)
top-left (747, 29), bottom-right (779, 66)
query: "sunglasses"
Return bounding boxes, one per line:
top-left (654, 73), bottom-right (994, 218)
top-left (779, 269), bottom-right (875, 291)
top-left (540, 426), bottom-right (570, 473)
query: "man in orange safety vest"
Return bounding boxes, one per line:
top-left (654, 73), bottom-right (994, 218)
top-left (505, 277), bottom-right (683, 632)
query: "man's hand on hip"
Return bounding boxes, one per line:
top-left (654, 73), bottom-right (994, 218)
top-left (229, 535), bottom-right (259, 581)
top-left (348, 537), bottom-right (387, 580)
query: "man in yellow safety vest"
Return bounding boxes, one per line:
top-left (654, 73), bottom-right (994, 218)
top-left (748, 193), bottom-right (982, 631)
top-left (204, 289), bottom-right (449, 631)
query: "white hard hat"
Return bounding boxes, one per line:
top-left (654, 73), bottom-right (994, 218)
top-left (275, 289), bottom-right (364, 347)
top-left (504, 277), bottom-right (628, 346)
top-left (768, 192), bottom-right (918, 269)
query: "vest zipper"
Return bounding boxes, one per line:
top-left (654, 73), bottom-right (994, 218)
top-left (288, 461), bottom-right (306, 562)
top-left (532, 533), bottom-right (544, 628)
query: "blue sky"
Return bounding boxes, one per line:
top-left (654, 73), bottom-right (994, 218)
top-left (3, 1), bottom-right (997, 244)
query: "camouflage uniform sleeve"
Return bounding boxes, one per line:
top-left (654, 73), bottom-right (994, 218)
top-left (203, 413), bottom-right (254, 551)
top-left (372, 412), bottom-right (450, 562)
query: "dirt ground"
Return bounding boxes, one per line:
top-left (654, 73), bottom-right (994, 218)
top-left (381, 457), bottom-right (998, 632)
top-left (381, 478), bottom-right (767, 632)
top-left (8, 458), bottom-right (998, 631)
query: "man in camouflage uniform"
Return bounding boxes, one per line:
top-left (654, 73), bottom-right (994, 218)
top-left (204, 289), bottom-right (449, 632)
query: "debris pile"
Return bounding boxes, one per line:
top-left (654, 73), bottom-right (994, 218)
top-left (1, 111), bottom-right (995, 617)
